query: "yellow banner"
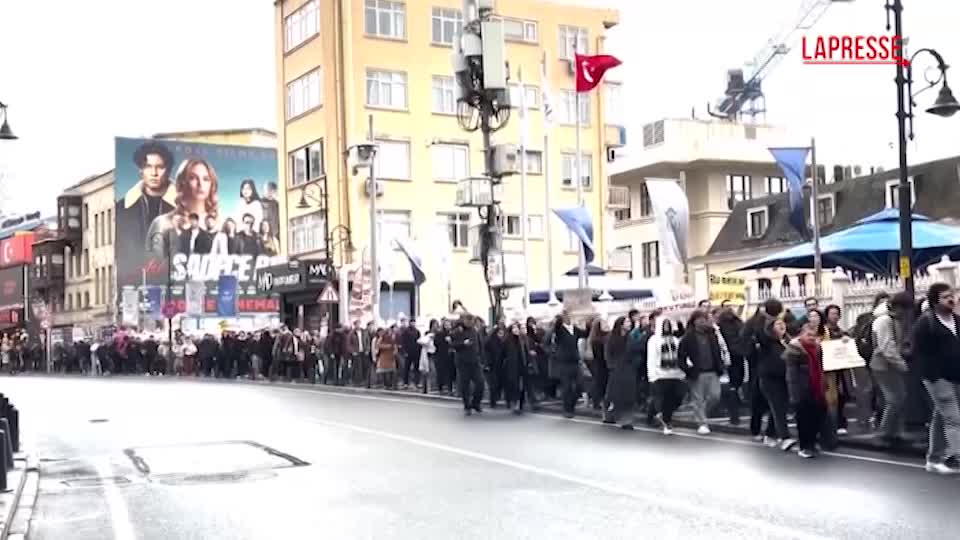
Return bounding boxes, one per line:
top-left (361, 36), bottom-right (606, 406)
top-left (709, 274), bottom-right (746, 305)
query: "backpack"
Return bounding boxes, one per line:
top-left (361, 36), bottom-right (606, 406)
top-left (854, 314), bottom-right (875, 363)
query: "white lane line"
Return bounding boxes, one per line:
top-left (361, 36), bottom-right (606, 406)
top-left (95, 458), bottom-right (136, 540)
top-left (304, 416), bottom-right (833, 540)
top-left (265, 385), bottom-right (925, 470)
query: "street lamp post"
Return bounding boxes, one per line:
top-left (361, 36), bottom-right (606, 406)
top-left (888, 0), bottom-right (960, 300)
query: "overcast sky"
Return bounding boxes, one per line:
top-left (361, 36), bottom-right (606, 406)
top-left (1, 0), bottom-right (958, 215)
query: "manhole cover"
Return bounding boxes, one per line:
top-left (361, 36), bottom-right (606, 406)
top-left (89, 419), bottom-right (109, 423)
top-left (123, 441), bottom-right (308, 478)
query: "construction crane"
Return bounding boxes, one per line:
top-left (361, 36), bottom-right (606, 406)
top-left (707, 0), bottom-right (854, 122)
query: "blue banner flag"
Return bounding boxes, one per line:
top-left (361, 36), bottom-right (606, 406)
top-left (145, 287), bottom-right (163, 321)
top-left (553, 206), bottom-right (595, 263)
top-left (217, 275), bottom-right (238, 317)
top-left (394, 236), bottom-right (426, 286)
top-left (769, 147), bottom-right (811, 238)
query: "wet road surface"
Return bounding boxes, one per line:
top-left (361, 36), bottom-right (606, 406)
top-left (2, 375), bottom-right (957, 540)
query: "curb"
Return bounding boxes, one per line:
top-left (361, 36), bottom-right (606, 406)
top-left (0, 456), bottom-right (30, 540)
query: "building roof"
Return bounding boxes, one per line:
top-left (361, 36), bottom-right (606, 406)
top-left (706, 154), bottom-right (960, 258)
top-left (62, 169), bottom-right (114, 192)
top-left (151, 127), bottom-right (277, 139)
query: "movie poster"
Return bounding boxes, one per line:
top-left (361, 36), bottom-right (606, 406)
top-left (114, 137), bottom-right (285, 314)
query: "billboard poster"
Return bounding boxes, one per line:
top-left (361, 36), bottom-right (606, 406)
top-left (114, 137), bottom-right (285, 314)
top-left (0, 266), bottom-right (24, 310)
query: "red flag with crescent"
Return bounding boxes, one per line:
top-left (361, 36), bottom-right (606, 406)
top-left (574, 53), bottom-right (622, 92)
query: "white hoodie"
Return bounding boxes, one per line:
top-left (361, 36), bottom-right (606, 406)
top-left (647, 317), bottom-right (686, 382)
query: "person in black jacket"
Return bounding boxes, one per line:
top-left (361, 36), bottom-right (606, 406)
top-left (549, 311), bottom-right (588, 418)
top-left (484, 326), bottom-right (506, 408)
top-left (679, 309), bottom-right (725, 435)
top-left (758, 317), bottom-right (796, 450)
top-left (912, 282), bottom-right (960, 474)
top-left (399, 319), bottom-right (421, 389)
top-left (715, 306), bottom-right (746, 426)
top-left (452, 315), bottom-right (485, 415)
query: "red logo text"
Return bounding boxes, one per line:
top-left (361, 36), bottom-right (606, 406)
top-left (802, 35), bottom-right (908, 66)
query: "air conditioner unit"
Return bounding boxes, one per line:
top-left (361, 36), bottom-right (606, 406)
top-left (564, 58), bottom-right (575, 76)
top-left (491, 144), bottom-right (520, 177)
top-left (486, 252), bottom-right (524, 289)
top-left (456, 177), bottom-right (503, 207)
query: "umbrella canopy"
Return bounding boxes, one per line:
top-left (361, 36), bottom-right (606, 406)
top-left (563, 264), bottom-right (607, 276)
top-left (737, 209), bottom-right (960, 275)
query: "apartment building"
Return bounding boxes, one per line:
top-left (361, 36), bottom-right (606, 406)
top-left (275, 0), bottom-right (622, 318)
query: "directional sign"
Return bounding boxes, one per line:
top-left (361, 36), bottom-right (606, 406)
top-left (317, 283), bottom-right (339, 304)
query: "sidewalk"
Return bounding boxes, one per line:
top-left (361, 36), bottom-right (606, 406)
top-left (0, 454), bottom-right (39, 540)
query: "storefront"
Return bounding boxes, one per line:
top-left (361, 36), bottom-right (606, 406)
top-left (257, 260), bottom-right (336, 332)
top-left (0, 265), bottom-right (27, 337)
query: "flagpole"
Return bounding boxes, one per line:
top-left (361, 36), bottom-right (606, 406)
top-left (810, 137), bottom-right (822, 296)
top-left (542, 50), bottom-right (558, 305)
top-left (518, 67), bottom-right (530, 310)
top-left (574, 45), bottom-right (587, 290)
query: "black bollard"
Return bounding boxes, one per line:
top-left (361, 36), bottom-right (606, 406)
top-left (0, 397), bottom-right (8, 420)
top-left (0, 429), bottom-right (7, 492)
top-left (0, 419), bottom-right (11, 469)
top-left (9, 408), bottom-right (18, 453)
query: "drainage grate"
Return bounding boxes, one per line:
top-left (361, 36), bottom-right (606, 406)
top-left (62, 476), bottom-right (131, 488)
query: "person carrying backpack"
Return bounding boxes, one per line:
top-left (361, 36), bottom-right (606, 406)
top-left (852, 292), bottom-right (889, 429)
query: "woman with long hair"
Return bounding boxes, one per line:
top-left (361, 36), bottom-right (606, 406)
top-left (212, 218), bottom-right (240, 256)
top-left (502, 321), bottom-right (530, 413)
top-left (588, 318), bottom-right (610, 410)
top-left (259, 220), bottom-right (279, 256)
top-left (647, 317), bottom-right (686, 435)
top-left (236, 178), bottom-right (264, 231)
top-left (603, 315), bottom-right (636, 429)
top-left (146, 158), bottom-right (219, 257)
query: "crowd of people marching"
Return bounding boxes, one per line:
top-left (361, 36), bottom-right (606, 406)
top-left (5, 281), bottom-right (960, 473)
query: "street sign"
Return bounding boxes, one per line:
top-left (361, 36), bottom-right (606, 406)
top-left (162, 302), bottom-right (178, 319)
top-left (317, 283), bottom-right (339, 304)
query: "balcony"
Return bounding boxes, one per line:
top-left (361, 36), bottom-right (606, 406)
top-left (31, 237), bottom-right (67, 294)
top-left (608, 185), bottom-right (629, 209)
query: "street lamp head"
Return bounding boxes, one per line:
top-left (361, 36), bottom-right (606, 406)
top-left (926, 81), bottom-right (960, 117)
top-left (0, 104), bottom-right (16, 141)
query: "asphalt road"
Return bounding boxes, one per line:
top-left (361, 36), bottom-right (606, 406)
top-left (1, 375), bottom-right (957, 540)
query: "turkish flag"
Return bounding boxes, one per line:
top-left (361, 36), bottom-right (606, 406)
top-left (575, 53), bottom-right (622, 92)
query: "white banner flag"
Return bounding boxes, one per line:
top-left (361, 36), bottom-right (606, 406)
top-left (121, 288), bottom-right (139, 327)
top-left (540, 50), bottom-right (556, 127)
top-left (644, 179), bottom-right (689, 266)
top-left (185, 281), bottom-right (206, 316)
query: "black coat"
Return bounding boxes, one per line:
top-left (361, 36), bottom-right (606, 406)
top-left (605, 335), bottom-right (636, 409)
top-left (911, 310), bottom-right (960, 383)
top-left (451, 326), bottom-right (481, 364)
top-left (716, 310), bottom-right (745, 387)
top-left (678, 328), bottom-right (724, 380)
top-left (548, 323), bottom-right (585, 379)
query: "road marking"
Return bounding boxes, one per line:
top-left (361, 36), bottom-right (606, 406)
top-left (95, 458), bottom-right (136, 540)
top-left (305, 416), bottom-right (833, 540)
top-left (265, 385), bottom-right (924, 470)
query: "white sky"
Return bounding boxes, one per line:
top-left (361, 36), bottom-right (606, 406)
top-left (1, 0), bottom-right (959, 215)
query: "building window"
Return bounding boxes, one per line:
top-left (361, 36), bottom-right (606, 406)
top-left (503, 17), bottom-right (538, 44)
top-left (366, 69), bottom-right (408, 110)
top-left (559, 90), bottom-right (590, 124)
top-left (504, 214), bottom-right (544, 239)
top-left (604, 83), bottom-right (623, 125)
top-left (83, 249), bottom-right (89, 275)
top-left (67, 294), bottom-right (73, 311)
top-left (289, 140), bottom-right (324, 187)
top-left (284, 0), bottom-right (319, 52)
top-left (509, 84), bottom-right (540, 110)
top-left (561, 153), bottom-right (592, 188)
top-left (523, 150), bottom-right (543, 175)
top-left (84, 291), bottom-right (90, 309)
top-left (438, 212), bottom-right (470, 248)
top-left (365, 0), bottom-right (405, 39)
top-left (83, 203), bottom-right (89, 230)
top-left (95, 269), bottom-right (101, 305)
top-left (558, 25), bottom-right (588, 59)
top-left (431, 76), bottom-right (457, 114)
top-left (614, 208), bottom-right (631, 222)
top-left (288, 211), bottom-right (326, 255)
top-left (641, 241), bottom-right (660, 278)
top-left (94, 214), bottom-right (100, 248)
top-left (374, 140), bottom-right (411, 180)
top-left (286, 68), bottom-right (322, 120)
top-left (727, 174), bottom-right (752, 209)
top-left (431, 7), bottom-right (461, 45)
top-left (639, 183), bottom-right (652, 217)
top-left (766, 176), bottom-right (786, 194)
top-left (378, 210), bottom-right (412, 246)
top-left (107, 264), bottom-right (113, 305)
top-left (431, 143), bottom-right (469, 182)
top-left (816, 194), bottom-right (835, 226)
top-left (107, 208), bottom-right (112, 245)
top-left (747, 207), bottom-right (768, 238)
top-left (885, 177), bottom-right (915, 208)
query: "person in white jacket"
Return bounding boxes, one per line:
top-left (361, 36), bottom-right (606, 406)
top-left (648, 317), bottom-right (688, 435)
top-left (417, 321), bottom-right (438, 394)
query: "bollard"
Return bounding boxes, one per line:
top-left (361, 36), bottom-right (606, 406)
top-left (0, 419), bottom-right (11, 469)
top-left (0, 397), bottom-right (8, 420)
top-left (0, 429), bottom-right (7, 492)
top-left (9, 408), bottom-right (18, 453)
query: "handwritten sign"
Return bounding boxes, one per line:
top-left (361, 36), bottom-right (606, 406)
top-left (821, 339), bottom-right (866, 372)
top-left (709, 274), bottom-right (746, 305)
